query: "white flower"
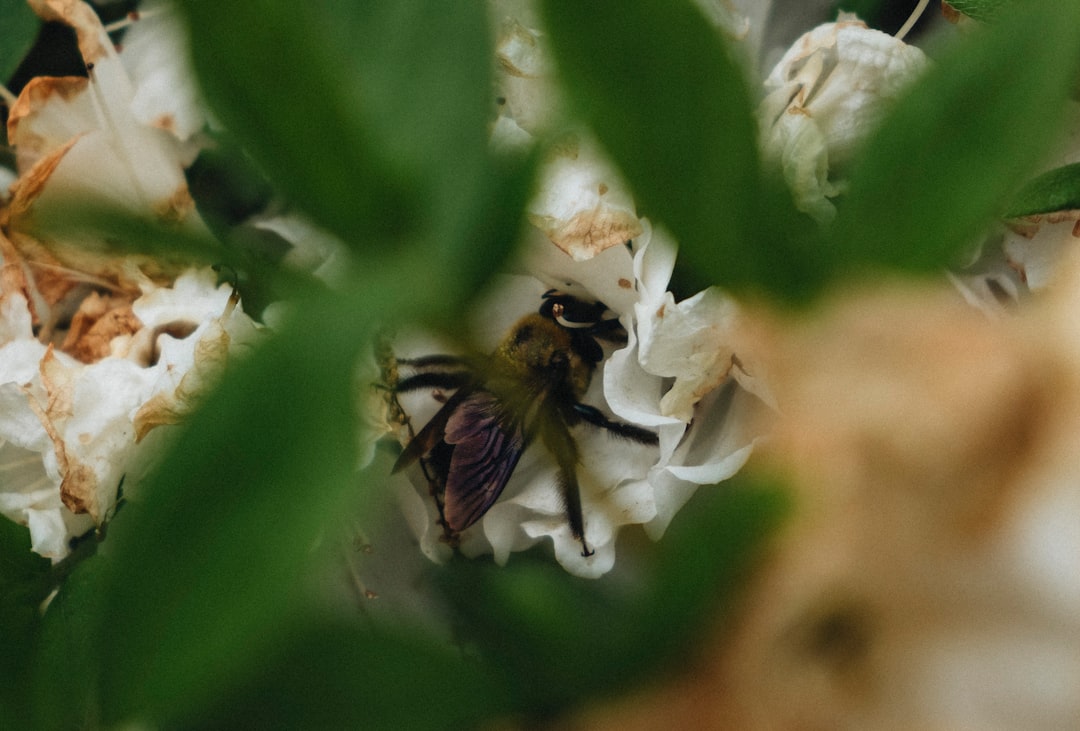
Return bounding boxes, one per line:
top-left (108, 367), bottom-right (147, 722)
top-left (381, 3), bottom-right (779, 577)
top-left (758, 16), bottom-right (928, 222)
top-left (389, 231), bottom-right (650, 578)
top-left (119, 1), bottom-right (208, 156)
top-left (389, 219), bottom-right (769, 576)
top-left (0, 267), bottom-right (260, 560)
top-left (603, 222), bottom-right (774, 539)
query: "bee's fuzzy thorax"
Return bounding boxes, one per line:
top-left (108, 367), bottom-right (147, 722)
top-left (494, 313), bottom-right (594, 398)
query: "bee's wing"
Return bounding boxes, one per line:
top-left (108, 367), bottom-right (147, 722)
top-left (391, 388), bottom-right (470, 474)
top-left (442, 390), bottom-right (527, 532)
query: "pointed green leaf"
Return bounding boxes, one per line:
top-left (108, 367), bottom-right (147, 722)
top-left (434, 476), bottom-right (786, 720)
top-left (175, 619), bottom-right (513, 731)
top-left (178, 0), bottom-right (493, 251)
top-left (96, 289), bottom-right (369, 723)
top-left (1006, 162), bottom-right (1080, 217)
top-left (0, 0), bottom-right (38, 84)
top-left (0, 520), bottom-right (50, 727)
top-left (831, 0), bottom-right (1080, 275)
top-left (947, 0), bottom-right (1013, 22)
top-left (31, 555), bottom-right (110, 731)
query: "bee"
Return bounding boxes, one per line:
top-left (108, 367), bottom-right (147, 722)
top-left (392, 291), bottom-right (658, 556)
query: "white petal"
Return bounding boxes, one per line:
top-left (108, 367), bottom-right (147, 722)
top-left (121, 2), bottom-right (207, 146)
top-left (254, 213), bottom-right (353, 288)
top-left (760, 19), bottom-right (928, 220)
top-left (527, 139), bottom-right (642, 261)
top-left (520, 228), bottom-right (639, 315)
top-left (604, 331), bottom-right (680, 428)
top-left (133, 267), bottom-right (235, 327)
top-left (633, 221), bottom-right (679, 306)
top-left (27, 507), bottom-right (79, 560)
top-left (647, 380), bottom-right (770, 539)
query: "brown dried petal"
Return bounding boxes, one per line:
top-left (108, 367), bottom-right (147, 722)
top-left (5, 76), bottom-right (91, 169)
top-left (61, 293), bottom-right (142, 363)
top-left (529, 206), bottom-right (643, 262)
top-left (132, 322), bottom-right (230, 442)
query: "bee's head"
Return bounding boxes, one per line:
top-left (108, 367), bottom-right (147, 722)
top-left (539, 290), bottom-right (625, 364)
top-left (497, 314), bottom-right (593, 396)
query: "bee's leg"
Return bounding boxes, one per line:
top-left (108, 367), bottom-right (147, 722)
top-left (572, 403), bottom-right (658, 445)
top-left (540, 415), bottom-right (593, 557)
top-left (395, 371), bottom-right (472, 393)
top-left (396, 354), bottom-right (470, 368)
top-left (558, 468), bottom-right (594, 557)
top-left (587, 317), bottom-right (627, 343)
top-left (417, 441), bottom-right (460, 550)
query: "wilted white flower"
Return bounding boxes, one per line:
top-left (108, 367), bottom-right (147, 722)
top-left (758, 15), bottom-right (928, 222)
top-left (0, 1), bottom-right (255, 560)
top-left (5, 0), bottom-right (208, 289)
top-left (0, 267), bottom-right (260, 560)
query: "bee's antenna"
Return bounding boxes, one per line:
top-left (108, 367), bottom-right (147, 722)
top-left (895, 0), bottom-right (930, 41)
top-left (550, 302), bottom-right (594, 329)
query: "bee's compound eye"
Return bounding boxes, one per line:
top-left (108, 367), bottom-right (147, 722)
top-left (581, 339), bottom-right (604, 364)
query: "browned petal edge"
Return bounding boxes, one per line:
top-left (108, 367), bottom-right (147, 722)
top-left (132, 324), bottom-right (231, 442)
top-left (40, 345), bottom-right (106, 520)
top-left (0, 229), bottom-right (37, 317)
top-left (19, 346), bottom-right (96, 520)
top-left (4, 230), bottom-right (81, 311)
top-left (60, 461), bottom-right (98, 517)
top-left (5, 75), bottom-right (90, 150)
top-left (6, 137), bottom-right (80, 223)
top-left (153, 181), bottom-right (199, 225)
top-left (132, 391), bottom-right (186, 443)
top-left (61, 293), bottom-right (141, 363)
top-left (28, 0), bottom-right (112, 65)
top-left (529, 208), bottom-right (643, 262)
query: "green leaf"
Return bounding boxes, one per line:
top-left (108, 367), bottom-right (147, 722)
top-left (71, 138), bottom-right (530, 725)
top-left (177, 0), bottom-right (494, 252)
top-left (31, 555), bottom-right (110, 731)
top-left (641, 475), bottom-right (788, 638)
top-left (830, 0), bottom-right (1080, 276)
top-left (0, 0), bottom-right (38, 83)
top-left (434, 476), bottom-right (787, 721)
top-left (95, 287), bottom-right (372, 724)
top-left (186, 133), bottom-right (276, 234)
top-left (946, 0), bottom-right (1013, 22)
top-left (174, 618), bottom-right (514, 731)
top-left (540, 0), bottom-right (823, 301)
top-left (1006, 162), bottom-right (1080, 217)
top-left (0, 519), bottom-right (51, 727)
